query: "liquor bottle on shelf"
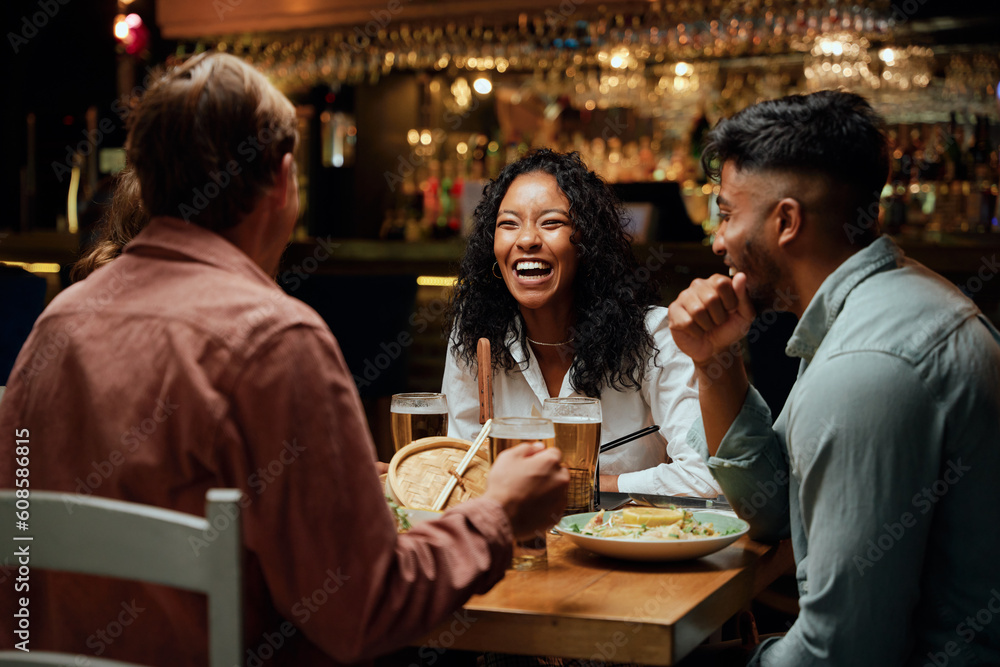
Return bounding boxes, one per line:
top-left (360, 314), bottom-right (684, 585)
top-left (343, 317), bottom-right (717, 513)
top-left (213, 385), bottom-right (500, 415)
top-left (883, 127), bottom-right (907, 235)
top-left (421, 159), bottom-right (442, 233)
top-left (942, 113), bottom-right (966, 183)
top-left (938, 116), bottom-right (969, 233)
top-left (899, 125), bottom-right (927, 234)
top-left (379, 206), bottom-right (406, 241)
top-left (917, 123), bottom-right (943, 182)
top-left (971, 116), bottom-right (998, 232)
top-left (910, 123), bottom-right (941, 230)
top-left (485, 132), bottom-right (503, 179)
top-left (605, 137), bottom-right (623, 182)
top-left (688, 109), bottom-right (711, 183)
top-left (638, 136), bottom-right (656, 181)
top-left (992, 139), bottom-right (1000, 232)
top-left (436, 157), bottom-right (463, 238)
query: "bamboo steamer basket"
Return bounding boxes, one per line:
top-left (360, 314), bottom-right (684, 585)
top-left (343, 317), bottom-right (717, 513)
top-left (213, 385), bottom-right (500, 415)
top-left (387, 436), bottom-right (489, 510)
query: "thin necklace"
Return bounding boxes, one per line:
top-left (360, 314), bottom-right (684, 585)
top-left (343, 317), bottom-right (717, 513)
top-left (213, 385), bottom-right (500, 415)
top-left (526, 336), bottom-right (574, 347)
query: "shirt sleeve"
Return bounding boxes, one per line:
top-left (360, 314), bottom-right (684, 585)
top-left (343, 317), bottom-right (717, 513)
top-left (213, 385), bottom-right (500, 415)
top-left (750, 352), bottom-right (942, 666)
top-left (226, 324), bottom-right (513, 663)
top-left (616, 310), bottom-right (722, 497)
top-left (702, 386), bottom-right (792, 542)
top-left (441, 336), bottom-right (483, 441)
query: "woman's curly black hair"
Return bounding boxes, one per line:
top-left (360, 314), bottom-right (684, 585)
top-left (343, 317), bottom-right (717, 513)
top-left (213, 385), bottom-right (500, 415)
top-left (446, 149), bottom-right (660, 398)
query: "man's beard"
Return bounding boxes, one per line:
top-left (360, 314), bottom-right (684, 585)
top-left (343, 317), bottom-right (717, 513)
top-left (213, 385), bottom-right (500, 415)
top-left (741, 235), bottom-right (785, 314)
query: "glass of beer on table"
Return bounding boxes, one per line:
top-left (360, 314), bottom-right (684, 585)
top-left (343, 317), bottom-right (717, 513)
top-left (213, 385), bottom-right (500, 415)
top-left (489, 416), bottom-right (556, 571)
top-left (542, 397), bottom-right (602, 515)
top-left (390, 393), bottom-right (449, 451)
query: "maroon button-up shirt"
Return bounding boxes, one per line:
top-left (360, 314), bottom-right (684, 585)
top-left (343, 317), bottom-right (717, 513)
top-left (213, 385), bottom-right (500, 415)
top-left (0, 217), bottom-right (512, 665)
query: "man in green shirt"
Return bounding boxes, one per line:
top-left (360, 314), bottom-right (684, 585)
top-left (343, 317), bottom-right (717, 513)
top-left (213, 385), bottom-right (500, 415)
top-left (669, 90), bottom-right (1000, 666)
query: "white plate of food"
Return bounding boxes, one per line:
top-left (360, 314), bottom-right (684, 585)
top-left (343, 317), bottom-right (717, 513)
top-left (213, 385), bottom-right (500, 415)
top-left (554, 507), bottom-right (749, 561)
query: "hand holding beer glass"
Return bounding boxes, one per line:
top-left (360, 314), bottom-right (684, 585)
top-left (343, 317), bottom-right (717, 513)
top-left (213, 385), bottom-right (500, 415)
top-left (390, 393), bottom-right (449, 451)
top-left (489, 417), bottom-right (556, 570)
top-left (542, 397), bottom-right (602, 515)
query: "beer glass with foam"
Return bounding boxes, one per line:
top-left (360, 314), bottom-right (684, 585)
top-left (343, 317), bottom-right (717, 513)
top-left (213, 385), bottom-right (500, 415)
top-left (390, 393), bottom-right (449, 451)
top-left (542, 397), bottom-right (602, 515)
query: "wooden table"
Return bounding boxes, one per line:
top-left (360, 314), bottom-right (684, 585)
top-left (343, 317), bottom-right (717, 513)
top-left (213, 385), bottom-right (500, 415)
top-left (417, 532), bottom-right (794, 666)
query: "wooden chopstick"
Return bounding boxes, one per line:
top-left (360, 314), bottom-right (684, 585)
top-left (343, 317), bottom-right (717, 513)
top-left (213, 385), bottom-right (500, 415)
top-left (477, 338), bottom-right (493, 424)
top-left (599, 425), bottom-right (660, 453)
top-left (431, 419), bottom-right (492, 511)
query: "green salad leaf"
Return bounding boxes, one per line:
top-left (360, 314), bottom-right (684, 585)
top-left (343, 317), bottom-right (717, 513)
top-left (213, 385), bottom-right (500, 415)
top-left (386, 496), bottom-right (411, 532)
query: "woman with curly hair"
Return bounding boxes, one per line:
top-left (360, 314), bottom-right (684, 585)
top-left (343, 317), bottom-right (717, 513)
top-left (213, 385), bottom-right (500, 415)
top-left (443, 149), bottom-right (720, 496)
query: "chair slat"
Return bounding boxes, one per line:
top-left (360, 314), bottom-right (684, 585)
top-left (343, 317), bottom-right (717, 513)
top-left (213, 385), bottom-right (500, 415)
top-left (0, 489), bottom-right (243, 667)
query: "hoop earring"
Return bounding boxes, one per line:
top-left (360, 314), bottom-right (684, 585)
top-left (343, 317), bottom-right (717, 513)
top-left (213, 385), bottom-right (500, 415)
top-left (492, 262), bottom-right (503, 279)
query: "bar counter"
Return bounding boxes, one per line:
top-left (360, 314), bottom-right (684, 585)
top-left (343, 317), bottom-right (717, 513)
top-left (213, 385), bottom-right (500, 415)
top-left (3, 230), bottom-right (1000, 280)
top-left (276, 234), bottom-right (1000, 285)
top-left (3, 229), bottom-right (1000, 319)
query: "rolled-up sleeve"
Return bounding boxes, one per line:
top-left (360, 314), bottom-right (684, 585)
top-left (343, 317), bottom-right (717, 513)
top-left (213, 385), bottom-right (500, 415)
top-left (698, 386), bottom-right (791, 541)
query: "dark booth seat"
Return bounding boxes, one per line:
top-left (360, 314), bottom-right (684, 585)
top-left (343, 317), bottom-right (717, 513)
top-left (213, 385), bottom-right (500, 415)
top-left (0, 265), bottom-right (47, 385)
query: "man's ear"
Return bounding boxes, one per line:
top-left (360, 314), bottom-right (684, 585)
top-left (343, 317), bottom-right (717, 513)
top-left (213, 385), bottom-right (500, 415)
top-left (774, 197), bottom-right (803, 248)
top-left (270, 153), bottom-right (295, 208)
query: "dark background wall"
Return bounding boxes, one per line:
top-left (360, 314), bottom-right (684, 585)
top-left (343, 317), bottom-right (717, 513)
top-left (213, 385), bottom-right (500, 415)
top-left (3, 0), bottom-right (160, 233)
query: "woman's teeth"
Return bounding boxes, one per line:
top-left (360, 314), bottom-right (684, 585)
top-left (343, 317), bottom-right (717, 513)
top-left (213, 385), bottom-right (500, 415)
top-left (729, 267), bottom-right (736, 277)
top-left (516, 261), bottom-right (552, 277)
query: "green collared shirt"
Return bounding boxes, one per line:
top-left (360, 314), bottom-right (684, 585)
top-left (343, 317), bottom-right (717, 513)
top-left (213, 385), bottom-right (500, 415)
top-left (690, 236), bottom-right (1000, 666)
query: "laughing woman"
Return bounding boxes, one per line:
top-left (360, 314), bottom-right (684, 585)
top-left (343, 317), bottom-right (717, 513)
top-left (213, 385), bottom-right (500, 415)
top-left (442, 149), bottom-right (721, 497)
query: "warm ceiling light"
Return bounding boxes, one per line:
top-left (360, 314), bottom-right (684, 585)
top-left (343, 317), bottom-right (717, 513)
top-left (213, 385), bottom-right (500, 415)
top-left (473, 77), bottom-right (492, 95)
top-left (114, 15), bottom-right (129, 40)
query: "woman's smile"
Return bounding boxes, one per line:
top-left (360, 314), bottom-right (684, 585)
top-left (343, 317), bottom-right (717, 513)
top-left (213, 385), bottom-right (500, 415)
top-left (514, 259), bottom-right (553, 281)
top-left (494, 171), bottom-right (578, 313)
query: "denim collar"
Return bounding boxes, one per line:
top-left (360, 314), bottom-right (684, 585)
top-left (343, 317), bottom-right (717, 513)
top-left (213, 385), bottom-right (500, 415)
top-left (785, 236), bottom-right (903, 361)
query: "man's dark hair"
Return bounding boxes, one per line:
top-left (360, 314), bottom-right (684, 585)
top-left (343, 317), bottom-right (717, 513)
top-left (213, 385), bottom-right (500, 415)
top-left (702, 90), bottom-right (889, 244)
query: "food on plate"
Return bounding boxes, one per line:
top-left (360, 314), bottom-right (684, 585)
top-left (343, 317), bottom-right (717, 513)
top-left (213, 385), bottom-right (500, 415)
top-left (571, 507), bottom-right (731, 540)
top-left (622, 506), bottom-right (683, 526)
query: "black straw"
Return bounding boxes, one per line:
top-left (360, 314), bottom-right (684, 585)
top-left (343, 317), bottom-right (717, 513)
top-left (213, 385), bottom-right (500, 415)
top-left (599, 425), bottom-right (660, 453)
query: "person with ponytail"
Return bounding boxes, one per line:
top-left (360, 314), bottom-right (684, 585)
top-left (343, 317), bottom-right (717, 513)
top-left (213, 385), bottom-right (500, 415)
top-left (71, 166), bottom-right (148, 281)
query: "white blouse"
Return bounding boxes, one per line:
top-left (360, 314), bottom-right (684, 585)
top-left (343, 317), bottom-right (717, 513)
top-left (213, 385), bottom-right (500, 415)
top-left (441, 306), bottom-right (722, 497)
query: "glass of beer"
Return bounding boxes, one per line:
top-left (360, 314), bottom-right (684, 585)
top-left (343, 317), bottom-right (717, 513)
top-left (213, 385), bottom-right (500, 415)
top-left (489, 416), bottom-right (556, 571)
top-left (542, 397), bottom-right (602, 515)
top-left (390, 393), bottom-right (449, 451)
